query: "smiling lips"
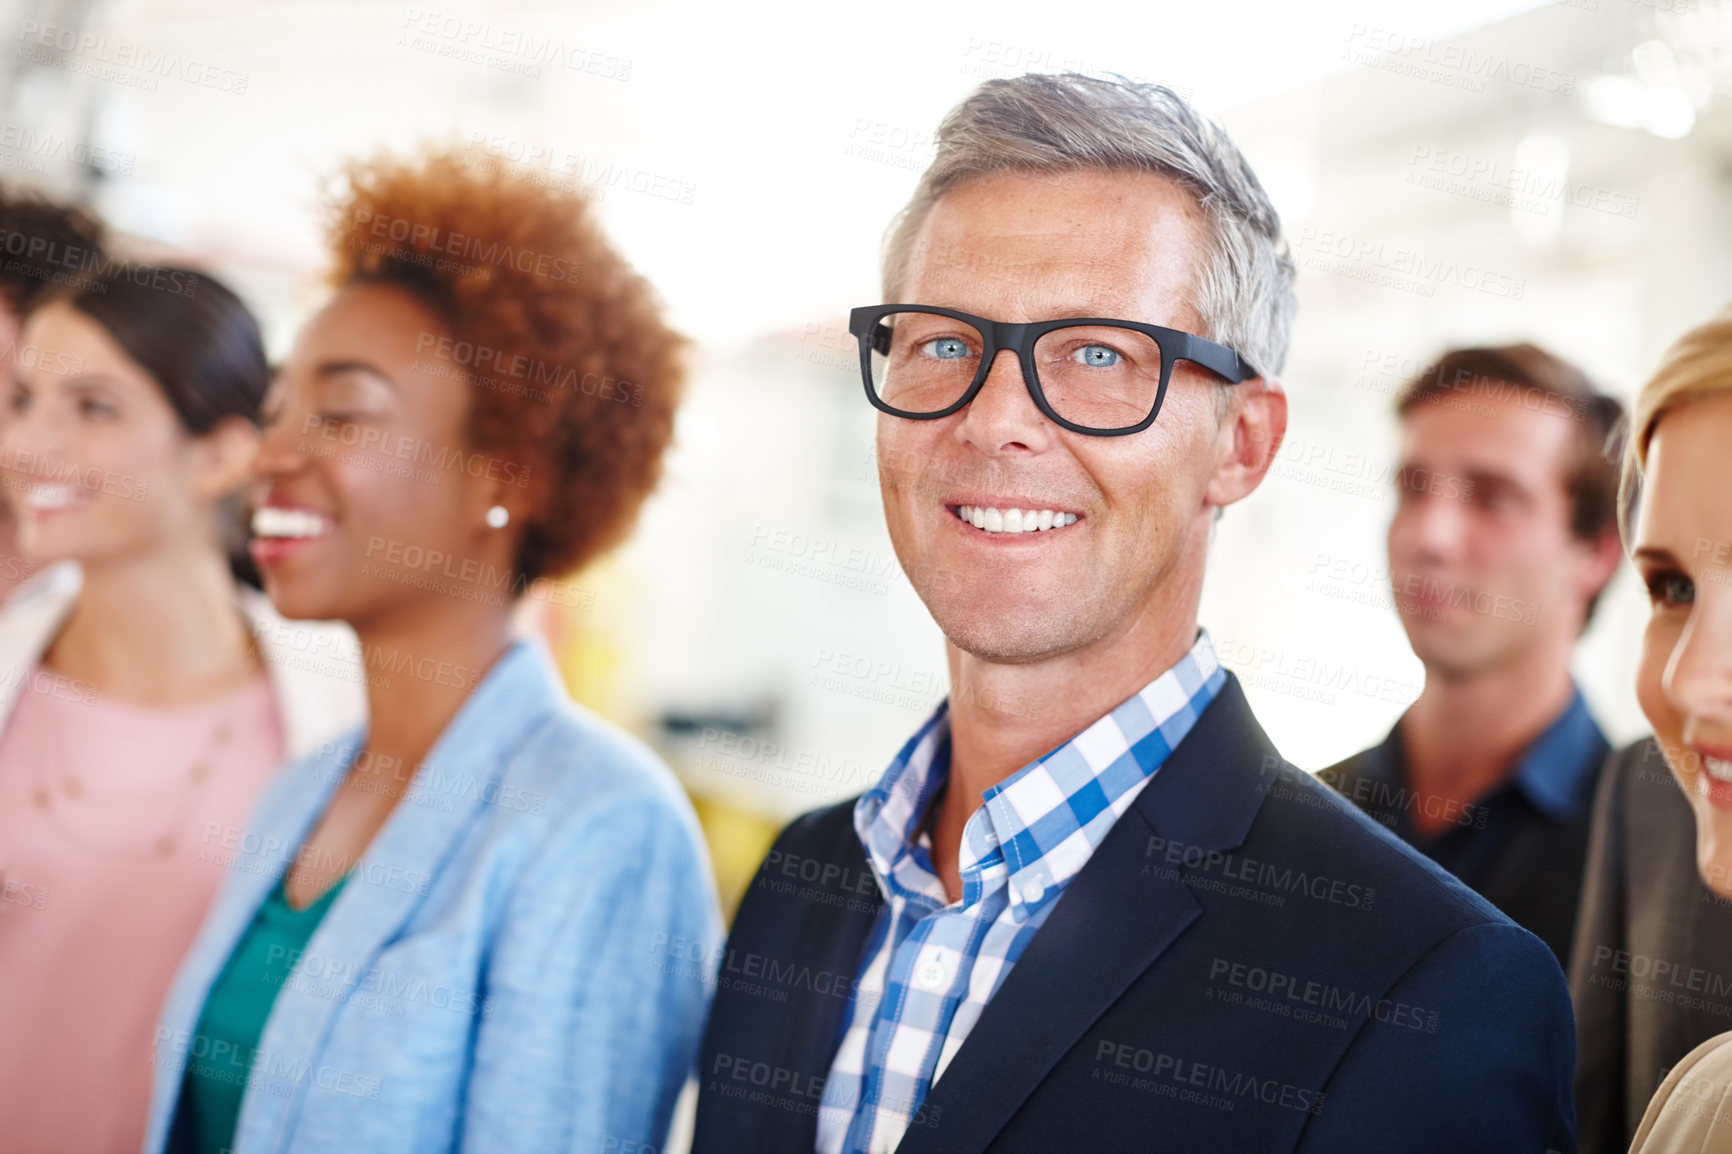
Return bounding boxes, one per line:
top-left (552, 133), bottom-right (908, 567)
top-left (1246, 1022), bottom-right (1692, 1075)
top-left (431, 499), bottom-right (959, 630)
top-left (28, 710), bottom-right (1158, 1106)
top-left (952, 504), bottom-right (1080, 535)
top-left (19, 482), bottom-right (86, 512)
top-left (1687, 745), bottom-right (1732, 810)
top-left (251, 505), bottom-right (333, 541)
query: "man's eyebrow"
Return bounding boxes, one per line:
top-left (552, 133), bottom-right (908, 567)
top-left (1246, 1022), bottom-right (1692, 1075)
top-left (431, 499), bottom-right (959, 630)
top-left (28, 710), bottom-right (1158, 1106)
top-left (1632, 545), bottom-right (1682, 566)
top-left (1460, 468), bottom-right (1520, 489)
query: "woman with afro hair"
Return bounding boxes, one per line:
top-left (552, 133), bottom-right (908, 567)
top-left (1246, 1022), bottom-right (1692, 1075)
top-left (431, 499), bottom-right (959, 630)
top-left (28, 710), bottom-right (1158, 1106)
top-left (145, 151), bottom-right (719, 1154)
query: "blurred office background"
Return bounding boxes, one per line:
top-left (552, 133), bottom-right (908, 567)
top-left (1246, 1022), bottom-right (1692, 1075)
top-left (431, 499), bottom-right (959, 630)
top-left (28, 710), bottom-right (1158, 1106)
top-left (3, 0), bottom-right (1728, 914)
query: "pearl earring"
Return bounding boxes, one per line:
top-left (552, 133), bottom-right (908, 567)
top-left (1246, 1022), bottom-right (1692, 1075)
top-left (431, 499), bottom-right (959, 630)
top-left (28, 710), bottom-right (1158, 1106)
top-left (485, 505), bottom-right (510, 529)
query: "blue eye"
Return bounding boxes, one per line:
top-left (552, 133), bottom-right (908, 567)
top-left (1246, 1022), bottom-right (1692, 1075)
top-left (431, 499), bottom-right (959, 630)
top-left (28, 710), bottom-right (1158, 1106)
top-left (921, 337), bottom-right (972, 360)
top-left (1072, 345), bottom-right (1121, 368)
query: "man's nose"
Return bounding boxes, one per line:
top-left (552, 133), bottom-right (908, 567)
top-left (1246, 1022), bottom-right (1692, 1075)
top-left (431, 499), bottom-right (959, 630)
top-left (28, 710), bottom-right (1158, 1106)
top-left (1391, 488), bottom-right (1464, 564)
top-left (955, 348), bottom-right (1051, 454)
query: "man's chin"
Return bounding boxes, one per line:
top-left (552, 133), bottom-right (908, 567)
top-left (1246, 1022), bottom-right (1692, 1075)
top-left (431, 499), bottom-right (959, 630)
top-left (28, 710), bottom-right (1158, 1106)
top-left (929, 608), bottom-right (1080, 667)
top-left (1396, 594), bottom-right (1478, 635)
top-left (1404, 628), bottom-right (1508, 680)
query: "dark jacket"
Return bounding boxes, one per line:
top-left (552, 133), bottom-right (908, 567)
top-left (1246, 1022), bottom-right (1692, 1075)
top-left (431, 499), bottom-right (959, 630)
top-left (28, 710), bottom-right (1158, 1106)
top-left (693, 675), bottom-right (1578, 1153)
top-left (1319, 690), bottom-right (1608, 970)
top-left (1570, 737), bottom-right (1732, 1154)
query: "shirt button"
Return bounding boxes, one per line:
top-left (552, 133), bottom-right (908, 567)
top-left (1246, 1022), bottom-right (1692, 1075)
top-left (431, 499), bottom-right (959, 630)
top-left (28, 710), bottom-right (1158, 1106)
top-left (1021, 879), bottom-right (1045, 904)
top-left (917, 959), bottom-right (947, 989)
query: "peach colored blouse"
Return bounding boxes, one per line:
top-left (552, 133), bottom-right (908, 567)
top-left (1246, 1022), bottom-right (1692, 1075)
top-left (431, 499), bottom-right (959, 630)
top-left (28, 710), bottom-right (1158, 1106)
top-left (0, 668), bottom-right (284, 1154)
top-left (1631, 1031), bottom-right (1732, 1151)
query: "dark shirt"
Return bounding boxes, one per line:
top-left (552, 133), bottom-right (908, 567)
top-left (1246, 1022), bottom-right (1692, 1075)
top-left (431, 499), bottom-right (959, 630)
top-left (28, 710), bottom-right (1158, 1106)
top-left (176, 877), bottom-right (349, 1154)
top-left (1320, 687), bottom-right (1609, 968)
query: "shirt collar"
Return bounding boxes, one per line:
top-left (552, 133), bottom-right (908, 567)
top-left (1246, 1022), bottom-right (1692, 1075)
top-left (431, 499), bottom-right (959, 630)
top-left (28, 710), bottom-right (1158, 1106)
top-left (854, 630), bottom-right (1226, 918)
top-left (1367, 684), bottom-right (1608, 824)
top-left (1508, 686), bottom-right (1607, 821)
top-left (855, 704), bottom-right (954, 908)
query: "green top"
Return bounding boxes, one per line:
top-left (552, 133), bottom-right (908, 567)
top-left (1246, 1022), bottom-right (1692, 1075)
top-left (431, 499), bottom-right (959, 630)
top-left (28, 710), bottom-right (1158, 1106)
top-left (176, 874), bottom-right (349, 1154)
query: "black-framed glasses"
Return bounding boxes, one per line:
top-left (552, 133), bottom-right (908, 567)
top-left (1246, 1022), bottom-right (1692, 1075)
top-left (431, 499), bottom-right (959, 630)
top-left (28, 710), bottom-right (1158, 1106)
top-left (848, 304), bottom-right (1254, 436)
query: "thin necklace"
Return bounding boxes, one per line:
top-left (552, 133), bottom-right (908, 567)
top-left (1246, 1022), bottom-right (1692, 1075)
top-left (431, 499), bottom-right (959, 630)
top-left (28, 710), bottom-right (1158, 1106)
top-left (29, 690), bottom-right (241, 860)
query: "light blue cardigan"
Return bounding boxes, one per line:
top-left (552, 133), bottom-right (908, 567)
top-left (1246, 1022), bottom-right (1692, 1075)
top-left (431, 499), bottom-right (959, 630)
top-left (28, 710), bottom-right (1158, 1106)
top-left (145, 640), bottom-right (720, 1154)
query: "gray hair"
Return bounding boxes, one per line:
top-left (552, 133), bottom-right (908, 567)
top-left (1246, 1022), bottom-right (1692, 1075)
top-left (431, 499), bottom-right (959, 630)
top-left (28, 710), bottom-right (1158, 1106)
top-left (882, 73), bottom-right (1296, 379)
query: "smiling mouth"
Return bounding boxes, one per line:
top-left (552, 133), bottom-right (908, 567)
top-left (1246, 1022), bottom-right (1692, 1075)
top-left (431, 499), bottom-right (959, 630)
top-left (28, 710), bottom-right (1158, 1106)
top-left (21, 482), bottom-right (85, 511)
top-left (951, 504), bottom-right (1080, 535)
top-left (251, 506), bottom-right (334, 541)
top-left (1706, 756), bottom-right (1732, 784)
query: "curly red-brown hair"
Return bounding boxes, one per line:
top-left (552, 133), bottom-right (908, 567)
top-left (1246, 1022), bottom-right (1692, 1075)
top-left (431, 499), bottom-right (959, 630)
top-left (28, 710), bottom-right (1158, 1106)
top-left (327, 149), bottom-right (684, 582)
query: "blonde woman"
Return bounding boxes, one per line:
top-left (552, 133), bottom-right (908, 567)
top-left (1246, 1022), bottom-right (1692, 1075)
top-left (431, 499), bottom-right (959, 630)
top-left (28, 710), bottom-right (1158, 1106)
top-left (1608, 307), bottom-right (1732, 1151)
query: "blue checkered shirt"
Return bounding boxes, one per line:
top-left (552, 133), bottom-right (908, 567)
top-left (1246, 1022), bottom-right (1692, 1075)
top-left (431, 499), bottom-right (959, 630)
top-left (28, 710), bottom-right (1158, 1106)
top-left (814, 631), bottom-right (1225, 1154)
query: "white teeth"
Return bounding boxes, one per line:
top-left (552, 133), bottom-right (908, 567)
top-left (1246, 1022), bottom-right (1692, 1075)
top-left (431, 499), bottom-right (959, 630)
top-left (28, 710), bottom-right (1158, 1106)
top-left (954, 505), bottom-right (1079, 535)
top-left (23, 483), bottom-right (77, 510)
top-left (252, 506), bottom-right (333, 540)
top-left (1706, 757), bottom-right (1732, 784)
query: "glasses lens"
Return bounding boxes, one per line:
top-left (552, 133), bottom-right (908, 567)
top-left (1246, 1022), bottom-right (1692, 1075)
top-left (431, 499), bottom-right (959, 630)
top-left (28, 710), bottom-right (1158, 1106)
top-left (1032, 324), bottom-right (1165, 431)
top-left (865, 310), bottom-right (985, 416)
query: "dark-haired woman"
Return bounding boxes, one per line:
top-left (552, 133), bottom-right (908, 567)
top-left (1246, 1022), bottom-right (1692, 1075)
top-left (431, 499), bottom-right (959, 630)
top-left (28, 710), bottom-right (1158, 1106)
top-left (0, 265), bottom-right (363, 1153)
top-left (0, 185), bottom-right (106, 604)
top-left (146, 154), bottom-right (718, 1154)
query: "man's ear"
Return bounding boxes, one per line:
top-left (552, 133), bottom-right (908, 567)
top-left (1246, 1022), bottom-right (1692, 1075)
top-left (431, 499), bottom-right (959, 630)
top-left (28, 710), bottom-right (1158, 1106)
top-left (1575, 523), bottom-right (1625, 618)
top-left (1204, 375), bottom-right (1287, 509)
top-left (189, 416), bottom-right (261, 502)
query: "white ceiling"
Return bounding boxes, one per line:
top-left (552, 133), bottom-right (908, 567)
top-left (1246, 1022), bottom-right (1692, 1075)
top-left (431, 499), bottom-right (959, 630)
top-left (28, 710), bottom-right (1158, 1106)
top-left (3, 0), bottom-right (1571, 351)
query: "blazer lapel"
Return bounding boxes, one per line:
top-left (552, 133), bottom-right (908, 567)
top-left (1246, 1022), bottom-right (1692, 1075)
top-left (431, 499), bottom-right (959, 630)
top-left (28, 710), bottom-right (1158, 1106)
top-left (901, 818), bottom-right (1202, 1154)
top-left (898, 675), bottom-right (1277, 1154)
top-left (146, 734), bottom-right (353, 1154)
top-left (780, 825), bottom-right (886, 1150)
top-left (0, 578), bottom-right (72, 732)
top-left (235, 641), bottom-right (559, 1153)
top-left (1687, 876), bottom-right (1732, 1050)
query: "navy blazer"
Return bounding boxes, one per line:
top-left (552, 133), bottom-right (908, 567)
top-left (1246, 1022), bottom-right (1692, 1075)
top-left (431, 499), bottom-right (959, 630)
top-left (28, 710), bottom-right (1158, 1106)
top-left (692, 674), bottom-right (1577, 1153)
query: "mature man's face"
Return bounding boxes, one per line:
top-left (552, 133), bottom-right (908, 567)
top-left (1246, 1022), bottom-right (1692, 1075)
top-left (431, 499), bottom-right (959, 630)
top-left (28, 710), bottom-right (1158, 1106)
top-left (877, 168), bottom-right (1234, 665)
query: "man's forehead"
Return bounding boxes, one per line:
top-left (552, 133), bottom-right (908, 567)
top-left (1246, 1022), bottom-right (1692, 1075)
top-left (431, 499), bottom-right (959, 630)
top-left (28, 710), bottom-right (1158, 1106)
top-left (901, 170), bottom-right (1206, 321)
top-left (909, 249), bottom-right (1139, 311)
top-left (913, 169), bottom-right (1202, 244)
top-left (1400, 396), bottom-right (1578, 478)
